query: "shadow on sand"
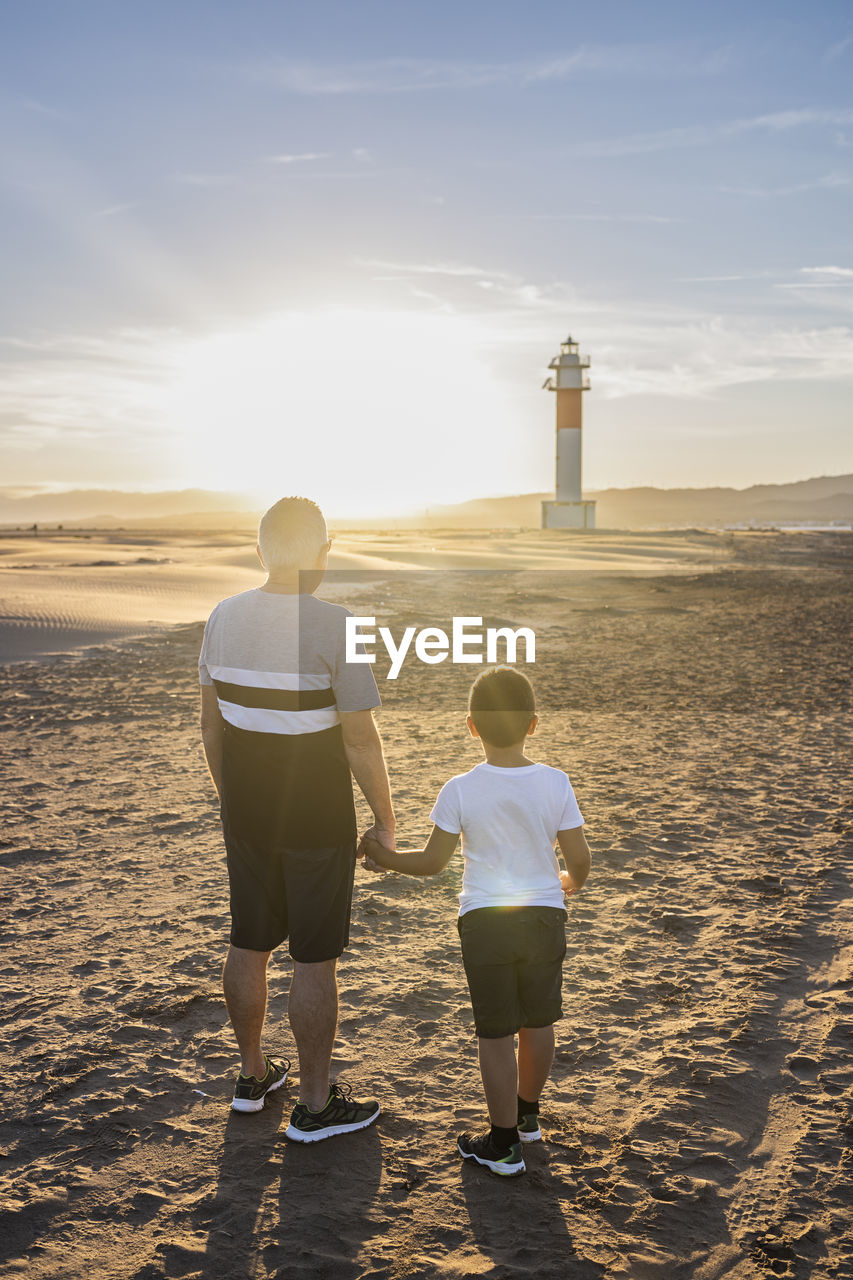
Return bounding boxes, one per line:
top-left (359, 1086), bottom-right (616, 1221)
top-left (460, 1142), bottom-right (607, 1280)
top-left (194, 1096), bottom-right (383, 1280)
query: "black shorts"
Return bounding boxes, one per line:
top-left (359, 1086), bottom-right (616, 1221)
top-left (458, 906), bottom-right (567, 1039)
top-left (224, 830), bottom-right (357, 962)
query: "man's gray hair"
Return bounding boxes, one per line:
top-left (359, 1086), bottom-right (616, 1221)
top-left (258, 496), bottom-right (328, 572)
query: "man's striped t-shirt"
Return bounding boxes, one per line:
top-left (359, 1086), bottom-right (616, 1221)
top-left (199, 588), bottom-right (380, 848)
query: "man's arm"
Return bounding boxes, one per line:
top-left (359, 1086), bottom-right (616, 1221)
top-left (557, 826), bottom-right (591, 895)
top-left (200, 684), bottom-right (225, 799)
top-left (339, 709), bottom-right (396, 849)
top-left (362, 826), bottom-right (458, 877)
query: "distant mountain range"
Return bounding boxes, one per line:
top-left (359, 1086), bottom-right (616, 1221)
top-left (424, 474), bottom-right (853, 529)
top-left (0, 488), bottom-right (258, 528)
top-left (1, 476), bottom-right (852, 530)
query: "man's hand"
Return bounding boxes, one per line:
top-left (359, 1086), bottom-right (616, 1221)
top-left (358, 830), bottom-right (391, 873)
top-left (360, 823), bottom-right (396, 852)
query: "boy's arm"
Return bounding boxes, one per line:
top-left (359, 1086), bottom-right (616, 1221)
top-left (557, 826), bottom-right (591, 895)
top-left (362, 825), bottom-right (459, 877)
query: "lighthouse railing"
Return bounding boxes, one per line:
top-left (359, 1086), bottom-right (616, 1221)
top-left (549, 355), bottom-right (591, 369)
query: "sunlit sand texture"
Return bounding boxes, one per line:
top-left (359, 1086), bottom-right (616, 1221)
top-left (1, 528), bottom-right (850, 1278)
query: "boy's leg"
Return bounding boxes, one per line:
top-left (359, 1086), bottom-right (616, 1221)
top-left (514, 908), bottom-right (565, 1139)
top-left (455, 912), bottom-right (527, 1174)
top-left (477, 1035), bottom-right (518, 1128)
top-left (459, 1033), bottom-right (526, 1175)
top-left (517, 1023), bottom-right (555, 1103)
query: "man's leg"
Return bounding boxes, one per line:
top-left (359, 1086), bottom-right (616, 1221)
top-left (223, 945), bottom-right (271, 1079)
top-left (477, 1035), bottom-right (519, 1128)
top-left (288, 958), bottom-right (338, 1110)
top-left (517, 1024), bottom-right (555, 1103)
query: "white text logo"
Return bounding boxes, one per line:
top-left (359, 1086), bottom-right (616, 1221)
top-left (346, 616), bottom-right (536, 680)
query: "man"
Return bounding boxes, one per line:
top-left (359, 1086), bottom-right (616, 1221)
top-left (199, 496), bottom-right (394, 1142)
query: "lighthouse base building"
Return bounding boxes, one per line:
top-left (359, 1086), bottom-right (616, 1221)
top-left (541, 498), bottom-right (596, 529)
top-left (541, 335), bottom-right (596, 530)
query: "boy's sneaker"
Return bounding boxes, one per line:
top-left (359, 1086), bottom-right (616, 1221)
top-left (231, 1055), bottom-right (290, 1113)
top-left (457, 1131), bottom-right (526, 1177)
top-left (518, 1112), bottom-right (542, 1143)
top-left (285, 1082), bottom-right (380, 1143)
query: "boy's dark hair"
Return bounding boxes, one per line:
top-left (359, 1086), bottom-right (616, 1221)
top-left (468, 666), bottom-right (536, 748)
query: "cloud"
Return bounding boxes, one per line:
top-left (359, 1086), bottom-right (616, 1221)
top-left (4, 267), bottom-right (853, 492)
top-left (716, 172), bottom-right (850, 197)
top-left (0, 329), bottom-right (177, 459)
top-left (677, 274), bottom-right (770, 283)
top-left (570, 108), bottom-right (853, 158)
top-left (357, 261), bottom-right (853, 396)
top-left (800, 265), bottom-right (853, 277)
top-left (522, 43), bottom-right (733, 82)
top-left (248, 45), bottom-right (733, 96)
top-left (777, 282), bottom-right (853, 290)
top-left (355, 258), bottom-right (516, 281)
top-left (174, 172), bottom-right (235, 187)
top-left (584, 318), bottom-right (853, 398)
top-left (19, 97), bottom-right (73, 122)
top-left (824, 35), bottom-right (852, 62)
top-left (264, 151), bottom-right (332, 164)
top-left (505, 212), bottom-right (683, 224)
top-left (94, 202), bottom-right (137, 218)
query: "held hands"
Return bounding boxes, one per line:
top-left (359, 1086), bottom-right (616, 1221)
top-left (357, 826), bottom-right (394, 873)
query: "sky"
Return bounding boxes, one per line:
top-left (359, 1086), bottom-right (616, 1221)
top-left (1, 0), bottom-right (851, 515)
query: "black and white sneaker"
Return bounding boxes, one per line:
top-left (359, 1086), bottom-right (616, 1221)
top-left (231, 1055), bottom-right (290, 1113)
top-left (285, 1081), bottom-right (380, 1143)
top-left (458, 1131), bottom-right (526, 1177)
top-left (518, 1111), bottom-right (542, 1143)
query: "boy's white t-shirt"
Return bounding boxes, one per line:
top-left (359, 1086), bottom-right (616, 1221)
top-left (429, 761), bottom-right (584, 917)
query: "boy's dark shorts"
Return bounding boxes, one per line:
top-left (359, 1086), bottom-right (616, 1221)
top-left (224, 830), bottom-right (357, 962)
top-left (458, 905), bottom-right (567, 1039)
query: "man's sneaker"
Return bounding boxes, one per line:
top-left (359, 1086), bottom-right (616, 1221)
top-left (285, 1082), bottom-right (380, 1143)
top-left (518, 1112), bottom-right (542, 1143)
top-left (231, 1055), bottom-right (290, 1113)
top-left (457, 1131), bottom-right (526, 1177)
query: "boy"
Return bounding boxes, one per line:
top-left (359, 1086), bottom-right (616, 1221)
top-left (361, 666), bottom-right (590, 1177)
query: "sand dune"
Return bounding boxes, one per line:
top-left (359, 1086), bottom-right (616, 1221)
top-left (0, 530), bottom-right (851, 1277)
top-left (0, 526), bottom-right (812, 663)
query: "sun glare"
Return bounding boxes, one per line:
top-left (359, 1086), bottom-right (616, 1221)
top-left (161, 308), bottom-right (518, 514)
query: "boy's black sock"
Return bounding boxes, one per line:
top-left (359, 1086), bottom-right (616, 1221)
top-left (517, 1095), bottom-right (539, 1119)
top-left (490, 1123), bottom-right (520, 1151)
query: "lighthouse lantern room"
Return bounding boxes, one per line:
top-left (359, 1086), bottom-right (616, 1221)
top-left (541, 335), bottom-right (596, 530)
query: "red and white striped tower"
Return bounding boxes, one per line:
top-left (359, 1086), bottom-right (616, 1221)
top-left (541, 335), bottom-right (596, 529)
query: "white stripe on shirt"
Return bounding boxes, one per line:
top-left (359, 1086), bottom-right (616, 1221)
top-left (218, 701), bottom-right (340, 736)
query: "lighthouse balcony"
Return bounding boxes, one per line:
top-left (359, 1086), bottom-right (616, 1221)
top-left (548, 355), bottom-right (591, 369)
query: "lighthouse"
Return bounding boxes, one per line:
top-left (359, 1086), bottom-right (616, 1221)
top-left (541, 335), bottom-right (596, 530)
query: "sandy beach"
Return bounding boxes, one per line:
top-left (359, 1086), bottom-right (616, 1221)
top-left (0, 526), bottom-right (747, 663)
top-left (1, 529), bottom-right (851, 1279)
